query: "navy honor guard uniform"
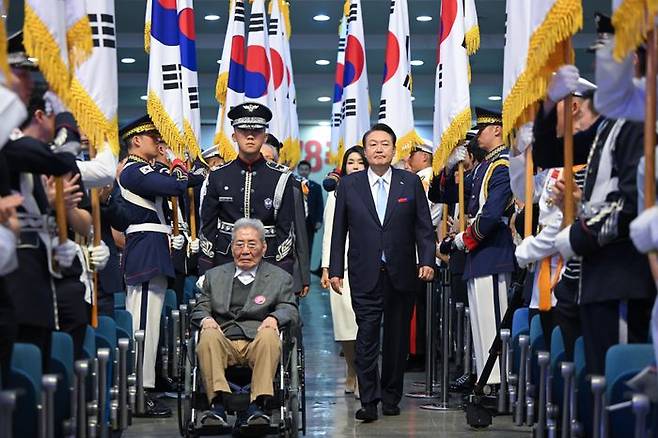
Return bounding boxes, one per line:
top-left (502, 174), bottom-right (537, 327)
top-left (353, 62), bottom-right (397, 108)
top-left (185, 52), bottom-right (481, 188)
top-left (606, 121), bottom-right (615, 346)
top-left (200, 103), bottom-right (296, 274)
top-left (118, 116), bottom-right (188, 410)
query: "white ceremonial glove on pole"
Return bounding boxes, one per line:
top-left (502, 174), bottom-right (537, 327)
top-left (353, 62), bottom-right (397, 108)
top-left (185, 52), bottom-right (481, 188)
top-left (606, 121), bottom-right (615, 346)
top-left (548, 65), bottom-right (580, 102)
top-left (171, 234), bottom-right (185, 250)
top-left (188, 238), bottom-right (200, 254)
top-left (514, 122), bottom-right (534, 154)
top-left (89, 241), bottom-right (110, 271)
top-left (630, 206), bottom-right (658, 254)
top-left (53, 239), bottom-right (78, 268)
top-left (43, 90), bottom-right (67, 115)
top-left (164, 148), bottom-right (177, 163)
top-left (445, 145), bottom-right (467, 172)
top-left (453, 232), bottom-right (465, 251)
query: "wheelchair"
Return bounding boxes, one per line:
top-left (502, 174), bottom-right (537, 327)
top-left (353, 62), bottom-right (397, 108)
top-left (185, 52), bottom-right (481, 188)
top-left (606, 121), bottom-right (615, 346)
top-left (176, 320), bottom-right (306, 437)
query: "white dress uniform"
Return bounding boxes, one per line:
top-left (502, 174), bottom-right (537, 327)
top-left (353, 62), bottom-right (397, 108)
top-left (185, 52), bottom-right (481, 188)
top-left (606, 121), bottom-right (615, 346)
top-left (321, 192), bottom-right (358, 341)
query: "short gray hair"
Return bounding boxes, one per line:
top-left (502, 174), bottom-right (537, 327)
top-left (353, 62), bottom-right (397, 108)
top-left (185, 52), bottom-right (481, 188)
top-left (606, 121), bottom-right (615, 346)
top-left (232, 218), bottom-right (266, 242)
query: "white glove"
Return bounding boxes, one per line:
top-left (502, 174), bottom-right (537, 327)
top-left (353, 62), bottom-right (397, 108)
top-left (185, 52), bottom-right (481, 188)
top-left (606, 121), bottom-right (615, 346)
top-left (196, 274), bottom-right (205, 290)
top-left (548, 65), bottom-right (580, 102)
top-left (188, 238), bottom-right (200, 254)
top-left (164, 148), bottom-right (177, 163)
top-left (514, 122), bottom-right (534, 154)
top-left (453, 232), bottom-right (465, 251)
top-left (630, 206), bottom-right (658, 254)
top-left (89, 241), bottom-right (110, 271)
top-left (171, 234), bottom-right (185, 250)
top-left (445, 145), bottom-right (467, 172)
top-left (43, 90), bottom-right (67, 115)
top-left (53, 239), bottom-right (77, 268)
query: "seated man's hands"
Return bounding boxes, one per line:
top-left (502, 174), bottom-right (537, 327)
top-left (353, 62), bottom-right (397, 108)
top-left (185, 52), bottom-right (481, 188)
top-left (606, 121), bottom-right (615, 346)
top-left (258, 316), bottom-right (279, 334)
top-left (202, 317), bottom-right (221, 332)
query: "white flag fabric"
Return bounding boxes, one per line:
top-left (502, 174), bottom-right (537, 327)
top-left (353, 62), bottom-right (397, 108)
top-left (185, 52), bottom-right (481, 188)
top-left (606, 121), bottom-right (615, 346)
top-left (612, 0), bottom-right (658, 62)
top-left (178, 0), bottom-right (201, 159)
top-left (432, 0), bottom-right (471, 172)
top-left (341, 0), bottom-right (370, 156)
top-left (213, 0), bottom-right (246, 161)
top-left (146, 0), bottom-right (186, 156)
top-left (23, 0), bottom-right (71, 101)
top-left (378, 0), bottom-right (421, 161)
top-left (329, 13), bottom-right (348, 166)
top-left (65, 0), bottom-right (93, 69)
top-left (463, 0), bottom-right (480, 55)
top-left (68, 0), bottom-right (119, 156)
top-left (501, 0), bottom-right (582, 139)
top-left (268, 0), bottom-right (290, 150)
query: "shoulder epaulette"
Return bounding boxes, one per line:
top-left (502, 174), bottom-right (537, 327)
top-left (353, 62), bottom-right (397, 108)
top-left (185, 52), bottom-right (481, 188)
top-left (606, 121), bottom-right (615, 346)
top-left (266, 161), bottom-right (290, 173)
top-left (213, 161), bottom-right (233, 172)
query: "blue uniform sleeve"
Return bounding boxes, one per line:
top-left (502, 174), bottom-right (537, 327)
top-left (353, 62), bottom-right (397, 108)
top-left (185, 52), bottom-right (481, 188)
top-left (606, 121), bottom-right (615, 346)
top-left (201, 171), bottom-right (221, 239)
top-left (3, 137), bottom-right (78, 175)
top-left (121, 163), bottom-right (188, 198)
top-left (470, 163), bottom-right (513, 244)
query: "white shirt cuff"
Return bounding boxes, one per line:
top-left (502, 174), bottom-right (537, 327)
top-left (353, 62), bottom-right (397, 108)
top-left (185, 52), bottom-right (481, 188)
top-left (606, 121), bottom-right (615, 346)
top-left (555, 226), bottom-right (575, 260)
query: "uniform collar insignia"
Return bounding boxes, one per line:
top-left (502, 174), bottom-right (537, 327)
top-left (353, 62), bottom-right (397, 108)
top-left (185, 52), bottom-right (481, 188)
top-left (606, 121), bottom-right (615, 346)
top-left (243, 104), bottom-right (259, 112)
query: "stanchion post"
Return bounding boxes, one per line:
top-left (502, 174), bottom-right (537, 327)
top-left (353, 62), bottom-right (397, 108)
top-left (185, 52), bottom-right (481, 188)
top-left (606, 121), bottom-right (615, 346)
top-left (74, 360), bottom-right (89, 438)
top-left (172, 310), bottom-right (181, 382)
top-left (0, 391), bottom-right (16, 438)
top-left (535, 351), bottom-right (550, 436)
top-left (464, 308), bottom-right (472, 378)
top-left (515, 335), bottom-right (529, 425)
top-left (134, 330), bottom-right (146, 416)
top-left (455, 302), bottom-right (464, 369)
top-left (632, 393), bottom-right (649, 438)
top-left (162, 315), bottom-right (170, 381)
top-left (560, 362), bottom-right (575, 438)
top-left (42, 374), bottom-right (58, 438)
top-left (97, 348), bottom-right (110, 438)
top-left (498, 329), bottom-right (511, 413)
top-left (117, 338), bottom-right (129, 430)
top-left (405, 281), bottom-right (437, 399)
top-left (591, 376), bottom-right (606, 438)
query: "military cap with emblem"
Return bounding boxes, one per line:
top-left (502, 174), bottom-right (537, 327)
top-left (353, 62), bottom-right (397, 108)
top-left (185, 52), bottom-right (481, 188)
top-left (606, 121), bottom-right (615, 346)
top-left (8, 31), bottom-right (38, 70)
top-left (475, 107), bottom-right (503, 129)
top-left (588, 12), bottom-right (614, 53)
top-left (412, 138), bottom-right (433, 155)
top-left (228, 102), bottom-right (272, 130)
top-left (119, 115), bottom-right (159, 143)
top-left (201, 144), bottom-right (221, 160)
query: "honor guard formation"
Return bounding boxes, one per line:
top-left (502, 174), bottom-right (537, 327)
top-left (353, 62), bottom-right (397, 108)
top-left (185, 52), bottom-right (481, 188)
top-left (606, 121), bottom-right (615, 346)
top-left (2, 1), bottom-right (658, 438)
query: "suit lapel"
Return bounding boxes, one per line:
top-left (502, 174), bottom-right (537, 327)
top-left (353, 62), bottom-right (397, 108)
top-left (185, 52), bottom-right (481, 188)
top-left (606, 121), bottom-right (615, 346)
top-left (383, 169), bottom-right (403, 227)
top-left (242, 262), bottom-right (271, 311)
top-left (356, 171), bottom-right (380, 225)
top-left (224, 263), bottom-right (235, 315)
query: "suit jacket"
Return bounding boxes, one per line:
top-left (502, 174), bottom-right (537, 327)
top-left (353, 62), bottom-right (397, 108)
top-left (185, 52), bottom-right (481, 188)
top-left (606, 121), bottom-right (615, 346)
top-left (291, 178), bottom-right (310, 291)
top-left (191, 261), bottom-right (298, 339)
top-left (329, 168), bottom-right (435, 293)
top-left (306, 179), bottom-right (324, 226)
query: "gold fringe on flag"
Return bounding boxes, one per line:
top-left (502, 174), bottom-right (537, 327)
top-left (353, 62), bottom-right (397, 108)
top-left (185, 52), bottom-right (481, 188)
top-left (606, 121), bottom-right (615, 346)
top-left (279, 137), bottom-right (300, 167)
top-left (502, 0), bottom-right (582, 140)
top-left (612, 0), bottom-right (658, 62)
top-left (147, 90), bottom-right (185, 156)
top-left (183, 120), bottom-right (202, 160)
top-left (215, 71), bottom-right (228, 106)
top-left (0, 0), bottom-right (9, 84)
top-left (330, 138), bottom-right (346, 169)
top-left (68, 77), bottom-right (120, 155)
top-left (213, 129), bottom-right (238, 162)
top-left (23, 4), bottom-right (71, 102)
top-left (343, 0), bottom-right (351, 18)
top-left (464, 25), bottom-right (480, 56)
top-left (394, 129), bottom-right (424, 162)
top-left (280, 0), bottom-right (292, 38)
top-left (66, 15), bottom-right (93, 70)
top-left (432, 107), bottom-right (471, 173)
top-left (144, 21), bottom-right (151, 53)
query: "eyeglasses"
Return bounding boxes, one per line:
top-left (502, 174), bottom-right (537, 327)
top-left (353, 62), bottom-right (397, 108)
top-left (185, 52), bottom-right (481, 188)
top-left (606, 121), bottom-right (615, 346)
top-left (233, 241), bottom-right (259, 250)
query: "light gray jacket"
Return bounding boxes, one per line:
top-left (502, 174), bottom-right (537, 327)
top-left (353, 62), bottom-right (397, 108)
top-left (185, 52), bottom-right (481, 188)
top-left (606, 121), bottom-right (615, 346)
top-left (191, 261), bottom-right (298, 339)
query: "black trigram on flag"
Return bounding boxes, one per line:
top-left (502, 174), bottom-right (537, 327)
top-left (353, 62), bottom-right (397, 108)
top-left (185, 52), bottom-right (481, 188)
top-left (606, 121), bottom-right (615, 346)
top-left (437, 63), bottom-right (443, 88)
top-left (403, 74), bottom-right (412, 91)
top-left (389, 0), bottom-right (395, 14)
top-left (235, 0), bottom-right (245, 22)
top-left (249, 12), bottom-right (264, 32)
top-left (269, 17), bottom-right (278, 36)
top-left (347, 3), bottom-right (357, 24)
top-left (378, 99), bottom-right (387, 120)
top-left (188, 87), bottom-right (199, 109)
top-left (342, 98), bottom-right (357, 118)
top-left (332, 112), bottom-right (342, 128)
top-left (162, 64), bottom-right (182, 90)
top-left (88, 13), bottom-right (115, 48)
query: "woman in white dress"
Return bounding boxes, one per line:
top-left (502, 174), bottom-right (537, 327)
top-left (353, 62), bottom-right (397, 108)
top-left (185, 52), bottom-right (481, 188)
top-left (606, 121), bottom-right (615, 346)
top-left (321, 146), bottom-right (366, 397)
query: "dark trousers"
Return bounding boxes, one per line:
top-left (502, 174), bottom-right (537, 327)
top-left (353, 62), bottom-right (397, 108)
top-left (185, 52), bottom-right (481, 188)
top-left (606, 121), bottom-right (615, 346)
top-left (16, 325), bottom-right (52, 372)
top-left (450, 271), bottom-right (468, 305)
top-left (0, 310), bottom-right (16, 388)
top-left (410, 277), bottom-right (427, 357)
top-left (169, 271), bottom-right (186, 308)
top-left (305, 222), bottom-right (316, 257)
top-left (55, 278), bottom-right (91, 361)
top-left (529, 308), bottom-right (555, 349)
top-left (351, 267), bottom-right (415, 406)
top-left (580, 298), bottom-right (652, 375)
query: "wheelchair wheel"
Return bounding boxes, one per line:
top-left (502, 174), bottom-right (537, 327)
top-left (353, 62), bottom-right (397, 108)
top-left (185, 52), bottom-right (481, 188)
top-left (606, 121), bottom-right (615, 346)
top-left (177, 337), bottom-right (194, 437)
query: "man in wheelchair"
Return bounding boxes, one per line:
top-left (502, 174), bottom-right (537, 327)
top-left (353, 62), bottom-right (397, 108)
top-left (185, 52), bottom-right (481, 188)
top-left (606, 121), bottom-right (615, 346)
top-left (191, 218), bottom-right (298, 433)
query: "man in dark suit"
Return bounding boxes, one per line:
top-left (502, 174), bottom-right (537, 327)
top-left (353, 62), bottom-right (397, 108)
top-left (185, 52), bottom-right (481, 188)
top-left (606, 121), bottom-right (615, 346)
top-left (329, 123), bottom-right (435, 422)
top-left (296, 160), bottom-right (324, 256)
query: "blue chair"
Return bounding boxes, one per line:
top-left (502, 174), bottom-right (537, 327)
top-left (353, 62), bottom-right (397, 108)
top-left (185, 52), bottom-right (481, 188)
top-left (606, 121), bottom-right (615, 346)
top-left (10, 343), bottom-right (42, 437)
top-left (114, 292), bottom-right (126, 309)
top-left (550, 326), bottom-right (566, 411)
top-left (114, 309), bottom-right (133, 337)
top-left (184, 275), bottom-right (199, 303)
top-left (83, 325), bottom-right (96, 360)
top-left (51, 332), bottom-right (74, 437)
top-left (606, 344), bottom-right (654, 437)
top-left (529, 314), bottom-right (545, 383)
top-left (163, 288), bottom-right (178, 317)
top-left (511, 307), bottom-right (530, 374)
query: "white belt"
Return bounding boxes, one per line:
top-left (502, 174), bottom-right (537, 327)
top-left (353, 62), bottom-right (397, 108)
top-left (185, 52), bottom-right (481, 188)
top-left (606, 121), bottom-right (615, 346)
top-left (467, 217), bottom-right (510, 226)
top-left (126, 223), bottom-right (172, 234)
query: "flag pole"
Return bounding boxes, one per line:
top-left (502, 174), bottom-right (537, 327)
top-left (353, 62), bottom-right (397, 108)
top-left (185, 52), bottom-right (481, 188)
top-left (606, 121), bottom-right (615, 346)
top-left (88, 143), bottom-right (101, 328)
top-left (172, 197), bottom-right (180, 236)
top-left (458, 162), bottom-right (466, 232)
top-left (562, 39), bottom-right (575, 225)
top-left (524, 148), bottom-right (534, 238)
top-left (643, 19), bottom-right (658, 285)
top-left (54, 177), bottom-right (68, 270)
top-left (187, 160), bottom-right (197, 240)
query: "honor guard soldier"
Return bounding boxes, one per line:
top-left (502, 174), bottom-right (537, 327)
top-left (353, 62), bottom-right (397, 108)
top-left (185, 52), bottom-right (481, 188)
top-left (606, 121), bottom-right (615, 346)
top-left (447, 108), bottom-right (516, 387)
top-left (200, 102), bottom-right (296, 275)
top-left (118, 115), bottom-right (189, 417)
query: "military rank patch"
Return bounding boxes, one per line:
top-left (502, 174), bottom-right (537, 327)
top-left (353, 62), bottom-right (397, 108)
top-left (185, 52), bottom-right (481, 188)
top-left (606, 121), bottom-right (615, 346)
top-left (139, 165), bottom-right (154, 174)
top-left (264, 198), bottom-right (273, 210)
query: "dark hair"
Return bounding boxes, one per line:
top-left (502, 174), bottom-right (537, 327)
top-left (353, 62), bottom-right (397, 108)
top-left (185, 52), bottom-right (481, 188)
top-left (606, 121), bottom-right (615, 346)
top-left (266, 133), bottom-right (281, 151)
top-left (577, 89), bottom-right (599, 116)
top-left (20, 88), bottom-right (48, 129)
top-left (297, 160), bottom-right (311, 169)
top-left (362, 123), bottom-right (397, 147)
top-left (340, 145), bottom-right (367, 173)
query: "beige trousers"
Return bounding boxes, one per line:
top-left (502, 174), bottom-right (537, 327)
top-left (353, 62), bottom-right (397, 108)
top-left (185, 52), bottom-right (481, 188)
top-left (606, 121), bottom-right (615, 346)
top-left (196, 327), bottom-right (281, 403)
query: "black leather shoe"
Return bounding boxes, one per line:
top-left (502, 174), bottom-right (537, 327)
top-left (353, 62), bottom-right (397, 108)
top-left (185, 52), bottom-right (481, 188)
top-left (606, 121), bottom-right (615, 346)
top-left (355, 403), bottom-right (378, 422)
top-left (135, 395), bottom-right (172, 418)
top-left (382, 403), bottom-right (400, 416)
top-left (449, 373), bottom-right (476, 393)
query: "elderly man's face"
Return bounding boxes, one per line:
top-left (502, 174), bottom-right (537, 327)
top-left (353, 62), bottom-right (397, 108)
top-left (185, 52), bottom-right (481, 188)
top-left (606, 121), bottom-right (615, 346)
top-left (231, 226), bottom-right (267, 270)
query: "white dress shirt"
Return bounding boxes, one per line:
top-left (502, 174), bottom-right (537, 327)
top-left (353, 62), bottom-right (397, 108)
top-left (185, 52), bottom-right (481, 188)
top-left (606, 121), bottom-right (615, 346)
top-left (367, 166), bottom-right (392, 220)
top-left (234, 265), bottom-right (258, 285)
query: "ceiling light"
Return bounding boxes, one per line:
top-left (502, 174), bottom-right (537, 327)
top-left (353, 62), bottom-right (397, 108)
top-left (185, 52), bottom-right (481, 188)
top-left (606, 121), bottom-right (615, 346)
top-left (416, 15), bottom-right (433, 22)
top-left (204, 14), bottom-right (220, 21)
top-left (315, 59), bottom-right (330, 66)
top-left (317, 96), bottom-right (331, 103)
top-left (140, 95), bottom-right (148, 101)
top-left (1, 14), bottom-right (6, 19)
top-left (216, 59), bottom-right (222, 64)
top-left (411, 96), bottom-right (416, 101)
top-left (318, 121), bottom-right (330, 126)
top-left (121, 57), bottom-right (136, 64)
top-left (488, 95), bottom-right (502, 101)
top-left (313, 14), bottom-right (330, 22)
top-left (410, 59), bottom-right (424, 66)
